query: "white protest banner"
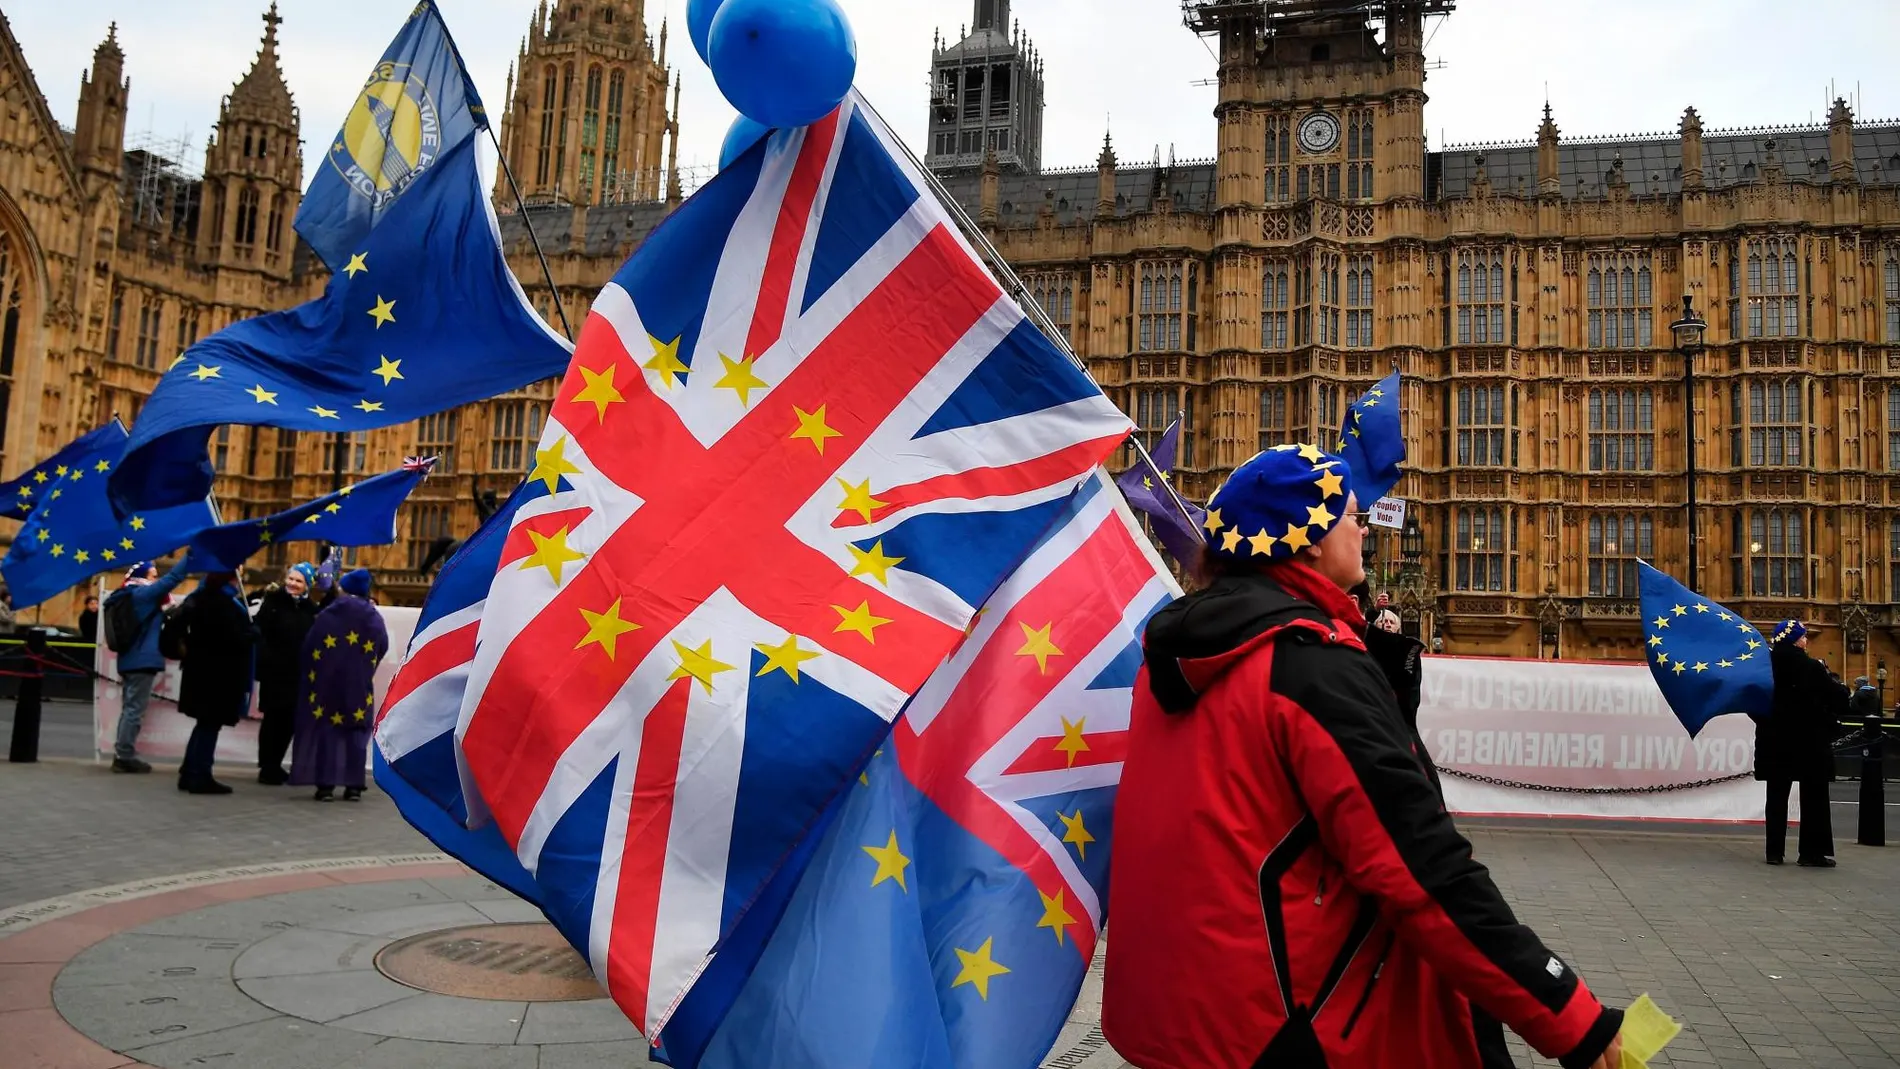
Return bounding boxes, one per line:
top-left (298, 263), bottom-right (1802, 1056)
top-left (1369, 497), bottom-right (1407, 530)
top-left (1418, 655), bottom-right (1771, 822)
top-left (94, 603), bottom-right (420, 769)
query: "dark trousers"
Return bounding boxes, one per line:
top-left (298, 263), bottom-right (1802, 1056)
top-left (181, 720), bottom-right (222, 781)
top-left (1765, 778), bottom-right (1834, 861)
top-left (257, 703), bottom-right (294, 771)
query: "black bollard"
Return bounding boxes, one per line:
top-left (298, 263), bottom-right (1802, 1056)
top-left (7, 629), bottom-right (46, 764)
top-left (1859, 712), bottom-right (1885, 848)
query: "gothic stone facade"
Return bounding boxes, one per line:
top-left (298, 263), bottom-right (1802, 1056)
top-left (947, 1), bottom-right (1900, 675)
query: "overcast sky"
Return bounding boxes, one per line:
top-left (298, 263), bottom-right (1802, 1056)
top-left (10, 0), bottom-right (1900, 188)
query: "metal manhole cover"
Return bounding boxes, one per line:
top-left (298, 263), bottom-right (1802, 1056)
top-left (376, 923), bottom-right (605, 1002)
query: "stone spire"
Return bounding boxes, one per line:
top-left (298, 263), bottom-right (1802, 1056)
top-left (74, 22), bottom-right (129, 181)
top-left (1679, 106), bottom-right (1704, 190)
top-left (665, 74), bottom-right (683, 205)
top-left (228, 3), bottom-right (293, 117)
top-left (1096, 129), bottom-right (1118, 215)
top-left (1829, 98), bottom-right (1857, 183)
top-left (1536, 103), bottom-right (1561, 196)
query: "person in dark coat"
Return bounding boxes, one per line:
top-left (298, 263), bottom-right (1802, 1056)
top-left (174, 569), bottom-right (260, 795)
top-left (1758, 619), bottom-right (1847, 867)
top-left (251, 563), bottom-right (320, 785)
top-left (1363, 607), bottom-right (1426, 733)
top-left (77, 595), bottom-right (99, 644)
top-left (290, 569), bottom-right (388, 802)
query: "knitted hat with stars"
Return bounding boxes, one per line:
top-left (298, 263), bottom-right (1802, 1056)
top-left (1771, 619), bottom-right (1807, 649)
top-left (1201, 443), bottom-right (1355, 563)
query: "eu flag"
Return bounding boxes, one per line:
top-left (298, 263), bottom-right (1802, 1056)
top-left (0, 423), bottom-right (216, 609)
top-left (0, 423), bottom-right (125, 522)
top-left (1639, 561), bottom-right (1774, 735)
top-left (108, 0), bottom-right (571, 516)
top-left (183, 457), bottom-right (436, 573)
top-left (1336, 370), bottom-right (1405, 504)
top-left (1113, 419), bottom-right (1206, 569)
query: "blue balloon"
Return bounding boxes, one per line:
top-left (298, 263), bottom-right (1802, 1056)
top-left (686, 0), bottom-right (725, 64)
top-left (708, 0), bottom-right (857, 131)
top-left (719, 116), bottom-right (772, 170)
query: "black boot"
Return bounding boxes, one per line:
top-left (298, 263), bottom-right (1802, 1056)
top-left (185, 776), bottom-right (234, 795)
top-left (314, 786), bottom-right (335, 802)
top-left (343, 787), bottom-right (363, 802)
top-left (112, 757), bottom-right (152, 774)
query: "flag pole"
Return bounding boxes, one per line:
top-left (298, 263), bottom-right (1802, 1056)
top-left (857, 99), bottom-right (1204, 535)
top-left (486, 126), bottom-right (575, 342)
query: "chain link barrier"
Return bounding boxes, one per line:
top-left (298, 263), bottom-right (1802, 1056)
top-left (1435, 727), bottom-right (1883, 795)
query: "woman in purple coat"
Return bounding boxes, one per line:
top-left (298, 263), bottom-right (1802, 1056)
top-left (290, 569), bottom-right (388, 801)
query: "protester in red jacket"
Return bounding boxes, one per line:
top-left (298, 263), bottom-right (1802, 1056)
top-left (1103, 444), bottom-right (1623, 1069)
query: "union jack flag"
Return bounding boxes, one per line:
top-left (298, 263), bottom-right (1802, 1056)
top-left (659, 471), bottom-right (1179, 1068)
top-left (379, 91), bottom-right (1130, 1038)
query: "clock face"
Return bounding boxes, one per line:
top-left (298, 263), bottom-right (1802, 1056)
top-left (1298, 112), bottom-right (1342, 154)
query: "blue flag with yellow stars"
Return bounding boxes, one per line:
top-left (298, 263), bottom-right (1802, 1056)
top-left (1336, 370), bottom-right (1405, 505)
top-left (107, 0), bottom-right (570, 517)
top-left (183, 457), bottom-right (437, 574)
top-left (1113, 419), bottom-right (1206, 569)
top-left (0, 422), bottom-right (216, 609)
top-left (1639, 561), bottom-right (1774, 736)
top-left (0, 422), bottom-right (125, 521)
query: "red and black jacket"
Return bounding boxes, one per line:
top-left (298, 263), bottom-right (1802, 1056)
top-left (1102, 563), bottom-right (1621, 1069)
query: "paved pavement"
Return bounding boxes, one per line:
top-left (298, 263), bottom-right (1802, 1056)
top-left (8, 755), bottom-right (1900, 1067)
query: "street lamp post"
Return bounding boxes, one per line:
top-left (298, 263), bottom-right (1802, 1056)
top-left (1671, 295), bottom-right (1709, 591)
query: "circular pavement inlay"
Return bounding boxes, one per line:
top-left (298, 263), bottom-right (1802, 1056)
top-left (376, 922), bottom-right (605, 1002)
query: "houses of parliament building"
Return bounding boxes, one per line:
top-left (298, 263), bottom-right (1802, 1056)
top-left (5, 0), bottom-right (1900, 672)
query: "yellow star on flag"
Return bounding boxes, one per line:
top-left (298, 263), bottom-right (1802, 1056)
top-left (354, 399), bottom-right (384, 413)
top-left (1220, 529), bottom-right (1243, 553)
top-left (668, 639), bottom-right (734, 694)
top-left (790, 405), bottom-right (842, 454)
top-left (951, 938), bottom-right (1011, 1001)
top-left (324, 503), bottom-right (343, 514)
top-left (304, 515), bottom-right (320, 524)
top-left (1672, 661), bottom-right (1687, 675)
top-left (858, 748), bottom-right (884, 786)
top-left (1248, 529), bottom-right (1277, 556)
top-left (342, 252), bottom-right (369, 277)
top-left (73, 549), bottom-right (89, 564)
top-left (1718, 659), bottom-right (1734, 668)
top-left (353, 708), bottom-right (367, 722)
top-left (755, 634), bottom-right (821, 682)
top-left (833, 601), bottom-right (893, 643)
top-left (101, 549), bottom-right (116, 562)
top-left (713, 352), bottom-right (769, 406)
top-left (644, 334), bottom-right (688, 387)
top-left (1281, 523), bottom-right (1312, 552)
top-left (575, 599), bottom-right (641, 659)
top-left (1314, 467), bottom-right (1345, 498)
top-left (530, 437), bottom-right (583, 495)
top-left (1016, 622), bottom-right (1063, 674)
top-left (1307, 503), bottom-right (1337, 529)
top-left (1648, 635), bottom-right (1662, 647)
top-left (119, 538), bottom-right (134, 550)
top-left (325, 635), bottom-right (339, 648)
top-left (1739, 653), bottom-right (1753, 661)
top-left (1059, 809), bottom-right (1095, 859)
top-left (1054, 716), bottom-right (1090, 767)
top-left (1037, 889), bottom-right (1078, 945)
top-left (1202, 508), bottom-right (1224, 534)
top-left (1672, 604), bottom-right (1688, 617)
top-left (130, 516), bottom-right (146, 531)
top-left (53, 465), bottom-right (67, 477)
top-left (331, 713), bottom-right (346, 726)
top-left (1692, 662), bottom-right (1709, 673)
top-left (573, 364), bottom-right (625, 423)
top-left (1695, 603), bottom-right (1711, 613)
top-left (247, 384), bottom-right (278, 405)
top-left (520, 526), bottom-right (585, 584)
top-left (310, 405), bottom-right (339, 419)
top-left (372, 355), bottom-right (403, 386)
top-left (95, 459), bottom-right (110, 473)
top-left (367, 295), bottom-right (397, 327)
top-left (31, 471), bottom-right (47, 484)
top-left (1652, 616), bottom-right (1668, 630)
top-left (835, 479), bottom-right (887, 524)
top-left (848, 540), bottom-right (905, 585)
top-left (50, 544), bottom-right (64, 557)
top-left (35, 530), bottom-right (47, 543)
top-left (861, 830), bottom-right (911, 891)
top-left (1297, 443), bottom-right (1325, 463)
top-left (190, 364), bottom-right (221, 381)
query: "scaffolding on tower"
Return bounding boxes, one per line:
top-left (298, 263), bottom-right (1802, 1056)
top-left (122, 129), bottom-right (201, 241)
top-left (1182, 0), bottom-right (1455, 34)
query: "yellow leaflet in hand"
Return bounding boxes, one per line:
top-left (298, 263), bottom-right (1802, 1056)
top-left (1619, 993), bottom-right (1682, 1069)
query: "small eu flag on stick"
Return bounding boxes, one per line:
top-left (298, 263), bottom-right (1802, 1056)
top-left (1638, 561), bottom-right (1774, 736)
top-left (1113, 418), bottom-right (1207, 570)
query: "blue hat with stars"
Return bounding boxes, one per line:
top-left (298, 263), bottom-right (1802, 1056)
top-left (1201, 443), bottom-right (1356, 562)
top-left (1771, 619), bottom-right (1807, 648)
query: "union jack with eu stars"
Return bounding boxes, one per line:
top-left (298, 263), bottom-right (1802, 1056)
top-left (444, 91), bottom-right (1132, 1036)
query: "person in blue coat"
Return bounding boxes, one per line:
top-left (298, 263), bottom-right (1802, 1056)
top-left (104, 558), bottom-right (189, 774)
